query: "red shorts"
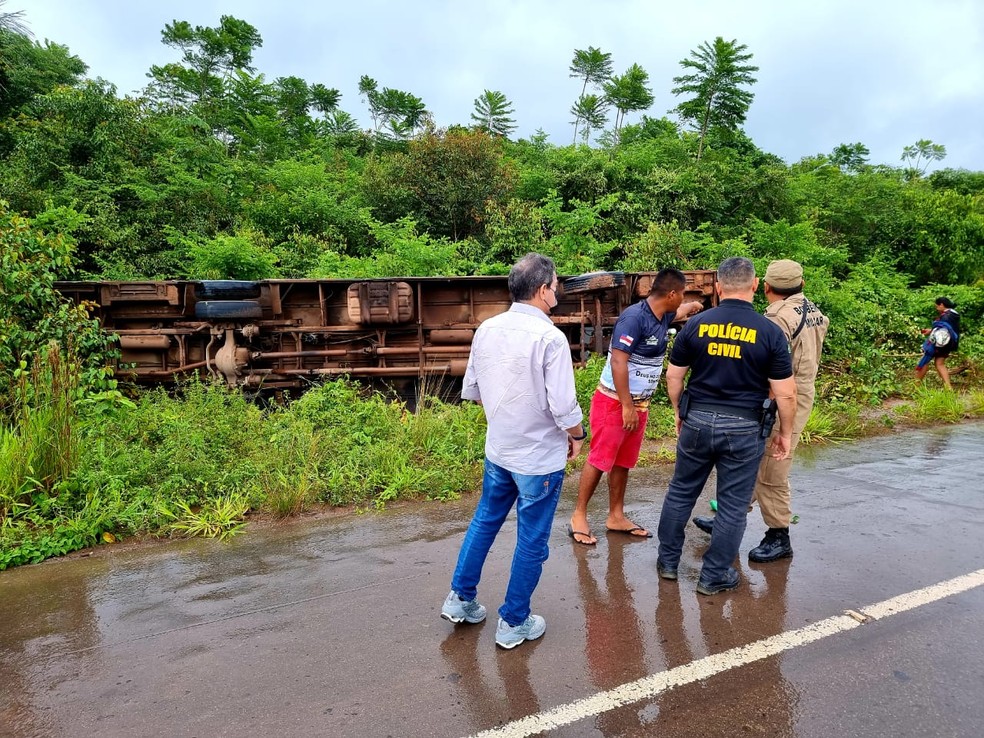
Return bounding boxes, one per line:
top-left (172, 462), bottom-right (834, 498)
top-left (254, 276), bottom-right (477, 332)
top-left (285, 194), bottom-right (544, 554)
top-left (585, 390), bottom-right (648, 473)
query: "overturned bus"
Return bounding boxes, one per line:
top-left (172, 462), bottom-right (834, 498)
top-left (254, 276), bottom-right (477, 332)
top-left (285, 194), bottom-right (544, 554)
top-left (54, 270), bottom-right (718, 395)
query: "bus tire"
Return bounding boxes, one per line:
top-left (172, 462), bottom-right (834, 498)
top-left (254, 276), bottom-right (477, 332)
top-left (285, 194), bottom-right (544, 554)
top-left (194, 280), bottom-right (262, 300)
top-left (194, 300), bottom-right (263, 320)
top-left (562, 271), bottom-right (625, 295)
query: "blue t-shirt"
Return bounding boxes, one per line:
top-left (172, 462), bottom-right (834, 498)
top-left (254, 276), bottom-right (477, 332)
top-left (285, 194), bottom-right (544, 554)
top-left (935, 308), bottom-right (961, 352)
top-left (599, 299), bottom-right (676, 401)
top-left (670, 299), bottom-right (793, 411)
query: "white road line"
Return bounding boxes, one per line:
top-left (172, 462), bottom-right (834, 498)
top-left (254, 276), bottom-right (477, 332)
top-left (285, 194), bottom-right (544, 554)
top-left (466, 568), bottom-right (984, 738)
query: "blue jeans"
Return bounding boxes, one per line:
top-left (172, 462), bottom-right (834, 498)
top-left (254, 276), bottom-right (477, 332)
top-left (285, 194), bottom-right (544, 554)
top-left (451, 459), bottom-right (565, 626)
top-left (657, 410), bottom-right (766, 583)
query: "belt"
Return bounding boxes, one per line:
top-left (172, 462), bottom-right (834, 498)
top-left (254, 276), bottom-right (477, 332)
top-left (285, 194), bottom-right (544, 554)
top-left (596, 384), bottom-right (651, 409)
top-left (689, 402), bottom-right (760, 422)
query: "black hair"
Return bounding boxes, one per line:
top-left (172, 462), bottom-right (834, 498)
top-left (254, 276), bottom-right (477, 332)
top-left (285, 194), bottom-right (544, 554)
top-left (649, 268), bottom-right (687, 297)
top-left (935, 296), bottom-right (955, 309)
top-left (508, 253), bottom-right (556, 302)
top-left (768, 282), bottom-right (802, 297)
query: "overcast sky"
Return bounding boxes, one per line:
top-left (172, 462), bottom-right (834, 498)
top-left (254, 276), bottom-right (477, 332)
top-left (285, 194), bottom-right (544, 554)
top-left (17, 0), bottom-right (984, 171)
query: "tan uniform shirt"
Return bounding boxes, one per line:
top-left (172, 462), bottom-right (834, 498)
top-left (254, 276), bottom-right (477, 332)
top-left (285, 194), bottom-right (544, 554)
top-left (764, 293), bottom-right (829, 434)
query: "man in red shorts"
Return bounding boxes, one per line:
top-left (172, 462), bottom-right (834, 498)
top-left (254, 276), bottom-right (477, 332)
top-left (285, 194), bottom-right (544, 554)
top-left (568, 269), bottom-right (703, 544)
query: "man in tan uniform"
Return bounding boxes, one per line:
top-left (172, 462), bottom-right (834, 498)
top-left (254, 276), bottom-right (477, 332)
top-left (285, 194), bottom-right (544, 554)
top-left (692, 259), bottom-right (828, 562)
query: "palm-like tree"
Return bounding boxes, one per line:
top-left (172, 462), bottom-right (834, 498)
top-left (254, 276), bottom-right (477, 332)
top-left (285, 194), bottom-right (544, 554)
top-left (322, 109), bottom-right (359, 135)
top-left (569, 46), bottom-right (613, 142)
top-left (0, 0), bottom-right (30, 36)
top-left (602, 63), bottom-right (654, 139)
top-left (901, 139), bottom-right (946, 176)
top-left (471, 89), bottom-right (516, 137)
top-left (310, 83), bottom-right (341, 115)
top-left (830, 142), bottom-right (870, 173)
top-left (389, 90), bottom-right (427, 135)
top-left (671, 37), bottom-right (758, 161)
top-left (569, 94), bottom-right (608, 143)
top-left (359, 75), bottom-right (427, 138)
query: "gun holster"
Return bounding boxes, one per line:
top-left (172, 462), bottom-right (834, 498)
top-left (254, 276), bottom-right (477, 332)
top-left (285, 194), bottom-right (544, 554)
top-left (678, 389), bottom-right (691, 420)
top-left (759, 398), bottom-right (778, 438)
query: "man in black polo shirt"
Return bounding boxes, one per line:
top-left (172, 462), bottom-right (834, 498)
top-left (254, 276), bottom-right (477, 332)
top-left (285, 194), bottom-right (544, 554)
top-left (655, 257), bottom-right (797, 595)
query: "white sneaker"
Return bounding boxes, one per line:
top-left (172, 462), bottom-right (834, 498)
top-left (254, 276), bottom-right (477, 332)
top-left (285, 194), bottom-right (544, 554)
top-left (440, 591), bottom-right (487, 624)
top-left (495, 615), bottom-right (546, 649)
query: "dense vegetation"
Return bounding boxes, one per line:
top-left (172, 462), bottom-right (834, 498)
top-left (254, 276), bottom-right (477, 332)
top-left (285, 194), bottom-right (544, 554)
top-left (1, 13), bottom-right (982, 567)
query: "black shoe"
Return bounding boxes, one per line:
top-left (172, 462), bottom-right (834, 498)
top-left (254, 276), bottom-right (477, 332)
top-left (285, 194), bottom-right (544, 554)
top-left (748, 528), bottom-right (793, 563)
top-left (656, 559), bottom-right (678, 581)
top-left (696, 567), bottom-right (740, 595)
top-left (692, 515), bottom-right (715, 535)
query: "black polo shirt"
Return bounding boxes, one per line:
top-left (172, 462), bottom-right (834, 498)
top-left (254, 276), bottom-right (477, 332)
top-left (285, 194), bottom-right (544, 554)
top-left (669, 298), bottom-right (793, 412)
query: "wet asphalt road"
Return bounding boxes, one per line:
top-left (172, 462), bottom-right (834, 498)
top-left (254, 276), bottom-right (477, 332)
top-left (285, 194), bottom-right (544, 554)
top-left (1, 422), bottom-right (983, 738)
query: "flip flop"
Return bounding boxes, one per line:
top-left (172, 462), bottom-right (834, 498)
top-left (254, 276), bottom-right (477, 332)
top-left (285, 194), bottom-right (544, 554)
top-left (566, 524), bottom-right (597, 546)
top-left (606, 526), bottom-right (653, 539)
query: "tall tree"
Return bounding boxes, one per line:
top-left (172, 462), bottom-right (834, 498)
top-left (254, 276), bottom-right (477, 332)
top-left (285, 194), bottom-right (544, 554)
top-left (274, 75), bottom-right (311, 122)
top-left (273, 76), bottom-right (340, 141)
top-left (310, 83), bottom-right (341, 115)
top-left (569, 94), bottom-right (608, 143)
top-left (146, 16), bottom-right (262, 112)
top-left (901, 139), bottom-right (946, 177)
top-left (829, 142), bottom-right (870, 173)
top-left (362, 128), bottom-right (515, 241)
top-left (359, 75), bottom-right (427, 139)
top-left (602, 63), bottom-right (654, 140)
top-left (569, 46), bottom-right (613, 142)
top-left (357, 75), bottom-right (380, 129)
top-left (322, 109), bottom-right (359, 135)
top-left (671, 37), bottom-right (758, 161)
top-left (470, 89), bottom-right (516, 137)
top-left (0, 30), bottom-right (86, 120)
top-left (222, 69), bottom-right (277, 154)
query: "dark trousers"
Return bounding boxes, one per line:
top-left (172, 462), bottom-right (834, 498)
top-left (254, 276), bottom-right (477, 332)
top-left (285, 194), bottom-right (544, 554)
top-left (657, 409), bottom-right (766, 582)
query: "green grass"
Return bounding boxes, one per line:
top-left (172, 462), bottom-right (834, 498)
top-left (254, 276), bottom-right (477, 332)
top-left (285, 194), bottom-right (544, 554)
top-left (0, 345), bottom-right (79, 518)
top-left (910, 386), bottom-right (965, 424)
top-left (162, 495), bottom-right (251, 540)
top-left (799, 405), bottom-right (860, 444)
top-left (0, 370), bottom-right (485, 568)
top-left (966, 390), bottom-right (984, 417)
top-left (0, 373), bottom-right (495, 568)
top-left (0, 423), bottom-right (33, 516)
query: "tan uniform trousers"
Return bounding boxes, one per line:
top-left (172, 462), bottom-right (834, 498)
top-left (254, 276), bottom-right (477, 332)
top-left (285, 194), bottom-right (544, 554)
top-left (750, 293), bottom-right (828, 529)
top-left (751, 397), bottom-right (813, 528)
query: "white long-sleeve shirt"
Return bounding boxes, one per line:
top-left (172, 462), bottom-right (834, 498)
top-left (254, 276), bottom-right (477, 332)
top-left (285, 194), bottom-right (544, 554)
top-left (461, 303), bottom-right (583, 475)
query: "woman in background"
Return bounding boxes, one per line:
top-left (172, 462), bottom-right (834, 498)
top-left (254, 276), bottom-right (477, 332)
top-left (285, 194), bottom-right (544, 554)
top-left (915, 297), bottom-right (960, 390)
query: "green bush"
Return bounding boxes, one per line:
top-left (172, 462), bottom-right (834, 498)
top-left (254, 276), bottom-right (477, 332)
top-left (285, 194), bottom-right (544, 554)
top-left (281, 380), bottom-right (485, 504)
top-left (76, 377), bottom-right (268, 505)
top-left (0, 203), bottom-right (116, 412)
top-left (308, 216), bottom-right (471, 278)
top-left (574, 353), bottom-right (604, 417)
top-left (182, 232), bottom-right (280, 280)
top-left (0, 345), bottom-right (78, 507)
top-left (0, 376), bottom-right (496, 568)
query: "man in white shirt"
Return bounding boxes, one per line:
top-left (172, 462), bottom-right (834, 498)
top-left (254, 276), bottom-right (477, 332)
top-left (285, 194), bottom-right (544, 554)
top-left (440, 252), bottom-right (585, 649)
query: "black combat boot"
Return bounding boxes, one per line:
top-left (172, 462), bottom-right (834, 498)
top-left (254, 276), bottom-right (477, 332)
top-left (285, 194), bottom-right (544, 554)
top-left (747, 527), bottom-right (792, 562)
top-left (691, 515), bottom-right (714, 534)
